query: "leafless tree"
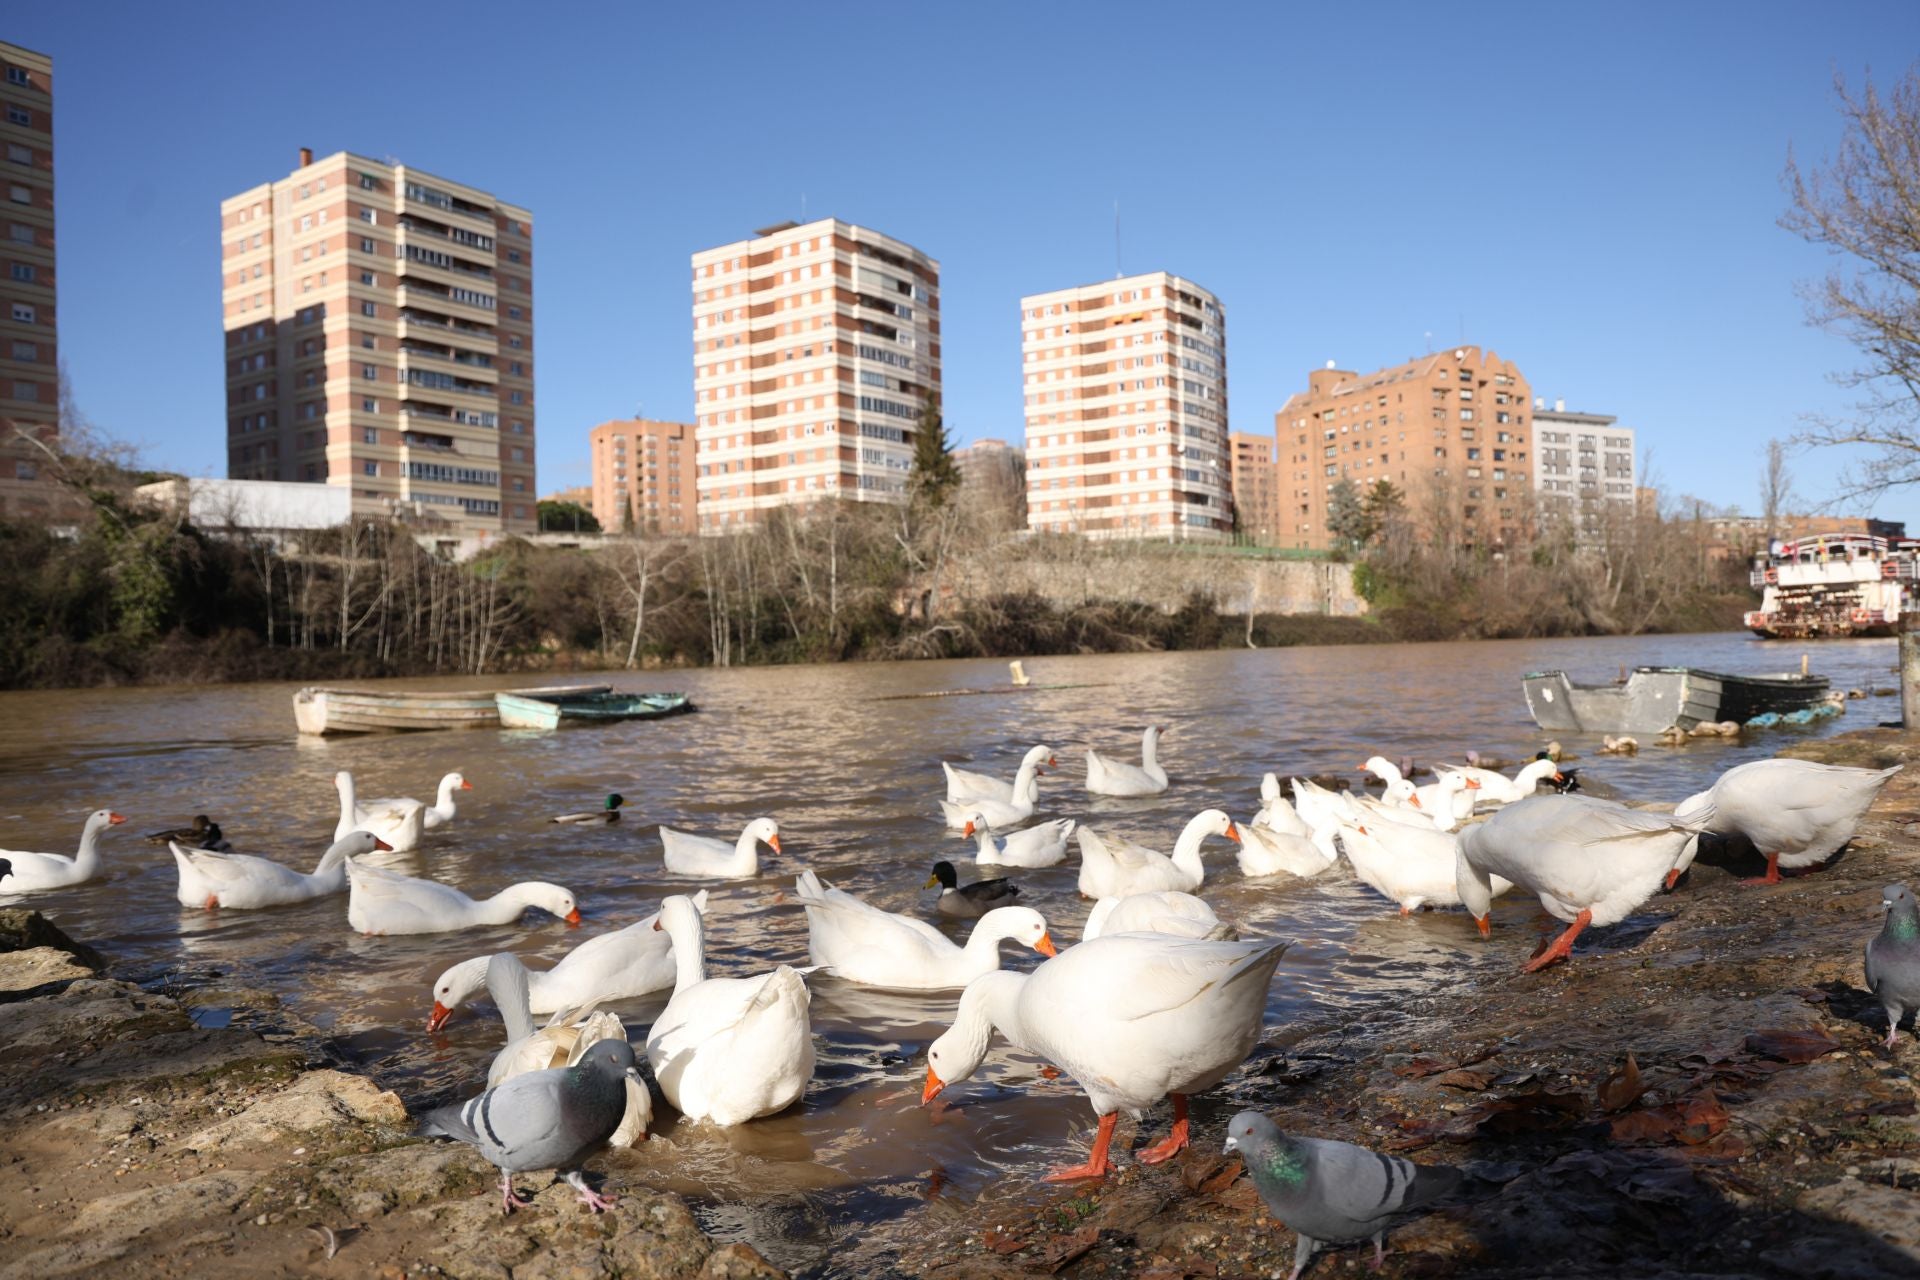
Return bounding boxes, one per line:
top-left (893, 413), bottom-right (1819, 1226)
top-left (1782, 65), bottom-right (1920, 500)
top-left (1760, 439), bottom-right (1796, 538)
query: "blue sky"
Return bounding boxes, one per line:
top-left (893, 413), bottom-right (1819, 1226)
top-left (12, 2), bottom-right (1920, 516)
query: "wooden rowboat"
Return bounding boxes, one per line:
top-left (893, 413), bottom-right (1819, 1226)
top-left (495, 690), bottom-right (695, 730)
top-left (293, 683), bottom-right (612, 736)
top-left (1521, 666), bottom-right (1831, 734)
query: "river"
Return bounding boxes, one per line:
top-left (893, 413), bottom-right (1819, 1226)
top-left (0, 631), bottom-right (1899, 1274)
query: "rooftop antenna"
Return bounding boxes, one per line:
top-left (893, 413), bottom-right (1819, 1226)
top-left (1114, 199), bottom-right (1122, 279)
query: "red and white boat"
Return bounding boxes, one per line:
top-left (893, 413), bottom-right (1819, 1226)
top-left (1745, 535), bottom-right (1919, 639)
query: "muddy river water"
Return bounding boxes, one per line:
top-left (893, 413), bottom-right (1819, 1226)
top-left (0, 632), bottom-right (1900, 1274)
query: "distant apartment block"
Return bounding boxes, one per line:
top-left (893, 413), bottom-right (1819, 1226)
top-left (588, 418), bottom-right (696, 535)
top-left (1021, 272), bottom-right (1230, 540)
top-left (1276, 347), bottom-right (1532, 551)
top-left (1532, 401), bottom-right (1636, 543)
top-left (690, 218), bottom-right (940, 531)
top-left (221, 149), bottom-right (537, 533)
top-left (1227, 431), bottom-right (1280, 543)
top-left (1, 41), bottom-right (55, 520)
top-left (955, 437), bottom-right (1027, 527)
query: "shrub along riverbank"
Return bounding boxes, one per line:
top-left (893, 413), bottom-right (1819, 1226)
top-left (0, 464), bottom-right (1755, 690)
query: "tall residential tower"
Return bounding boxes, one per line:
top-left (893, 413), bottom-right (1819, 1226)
top-left (0, 40), bottom-right (54, 520)
top-left (691, 218), bottom-right (940, 531)
top-left (1021, 272), bottom-right (1230, 540)
top-left (221, 150), bottom-right (536, 532)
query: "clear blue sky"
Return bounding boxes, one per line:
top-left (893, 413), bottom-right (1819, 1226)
top-left (12, 2), bottom-right (1920, 516)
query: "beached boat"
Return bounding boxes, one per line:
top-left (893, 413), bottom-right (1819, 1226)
top-left (292, 683), bottom-right (611, 736)
top-left (495, 690), bottom-right (695, 730)
top-left (1522, 666), bottom-right (1832, 734)
top-left (1746, 532), bottom-right (1917, 639)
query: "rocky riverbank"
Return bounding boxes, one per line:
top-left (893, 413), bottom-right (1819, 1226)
top-left (889, 729), bottom-right (1920, 1280)
top-left (0, 911), bottom-right (784, 1279)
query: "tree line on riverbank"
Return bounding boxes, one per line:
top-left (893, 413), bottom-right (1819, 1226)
top-left (0, 426), bottom-right (1757, 690)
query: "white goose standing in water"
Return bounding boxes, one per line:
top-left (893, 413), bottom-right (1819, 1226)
top-left (1085, 726), bottom-right (1170, 797)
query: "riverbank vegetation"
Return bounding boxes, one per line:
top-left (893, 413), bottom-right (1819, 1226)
top-left (0, 416), bottom-right (1754, 690)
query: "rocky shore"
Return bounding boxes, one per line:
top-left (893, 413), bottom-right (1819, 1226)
top-left (892, 729), bottom-right (1920, 1279)
top-left (0, 912), bottom-right (784, 1279)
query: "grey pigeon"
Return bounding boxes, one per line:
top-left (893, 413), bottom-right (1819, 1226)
top-left (1225, 1111), bottom-right (1462, 1280)
top-left (418, 1037), bottom-right (640, 1214)
top-left (1867, 883), bottom-right (1920, 1049)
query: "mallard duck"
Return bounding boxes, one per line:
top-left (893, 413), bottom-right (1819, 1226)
top-left (551, 794), bottom-right (624, 825)
top-left (144, 814), bottom-right (228, 848)
top-left (925, 860), bottom-right (1020, 917)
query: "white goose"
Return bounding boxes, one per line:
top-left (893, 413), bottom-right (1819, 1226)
top-left (1670, 759), bottom-right (1902, 885)
top-left (1455, 795), bottom-right (1701, 972)
top-left (345, 858), bottom-right (580, 936)
top-left (938, 752), bottom-right (1046, 830)
top-left (1358, 756), bottom-right (1406, 790)
top-left (0, 809), bottom-right (124, 892)
top-left (923, 932), bottom-right (1291, 1180)
top-left (1083, 891), bottom-right (1235, 941)
top-left (659, 817), bottom-right (780, 879)
top-left (1289, 778), bottom-right (1346, 836)
top-left (1085, 726), bottom-right (1169, 797)
top-left (646, 895), bottom-right (814, 1125)
top-left (422, 772), bottom-right (472, 830)
top-left (1075, 810), bottom-right (1239, 899)
top-left (332, 771), bottom-right (427, 853)
top-left (172, 830), bottom-right (389, 910)
top-left (943, 745), bottom-right (1053, 806)
top-left (964, 816), bottom-right (1076, 868)
top-left (1437, 758), bottom-right (1561, 807)
top-left (427, 891), bottom-right (711, 1031)
top-left (1406, 770), bottom-right (1478, 827)
top-left (1235, 818), bottom-right (1338, 879)
top-left (1338, 813), bottom-right (1511, 915)
top-left (1254, 774), bottom-right (1313, 839)
top-left (480, 952), bottom-right (649, 1145)
top-left (792, 869), bottom-right (1054, 988)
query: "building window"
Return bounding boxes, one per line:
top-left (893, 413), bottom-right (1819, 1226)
top-left (8, 222), bottom-right (30, 242)
top-left (359, 209), bottom-right (376, 224)
top-left (361, 301), bottom-right (376, 317)
top-left (16, 460), bottom-right (35, 480)
top-left (509, 390), bottom-right (524, 405)
top-left (509, 361), bottom-right (523, 376)
top-left (362, 397), bottom-right (377, 412)
top-left (5, 143), bottom-right (29, 165)
top-left (360, 271), bottom-right (375, 285)
top-left (9, 263), bottom-right (33, 282)
top-left (11, 340), bottom-right (34, 359)
top-left (7, 184), bottom-right (28, 204)
top-left (10, 302), bottom-right (32, 322)
top-left (5, 67), bottom-right (27, 86)
top-left (363, 461), bottom-right (378, 476)
top-left (359, 173), bottom-right (376, 190)
top-left (363, 428), bottom-right (377, 444)
top-left (11, 379), bottom-right (37, 401)
top-left (362, 364), bottom-right (377, 380)
top-left (5, 107), bottom-right (27, 127)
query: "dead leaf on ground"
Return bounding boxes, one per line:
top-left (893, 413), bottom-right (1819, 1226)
top-left (1745, 1027), bottom-right (1840, 1063)
top-left (1391, 1057), bottom-right (1455, 1079)
top-left (1044, 1225), bottom-right (1099, 1272)
top-left (1474, 1090), bottom-right (1587, 1137)
top-left (1184, 1156), bottom-right (1243, 1195)
top-left (982, 1228), bottom-right (1028, 1255)
top-left (1434, 1068), bottom-right (1496, 1091)
top-left (1609, 1090), bottom-right (1731, 1146)
top-left (1597, 1053), bottom-right (1650, 1113)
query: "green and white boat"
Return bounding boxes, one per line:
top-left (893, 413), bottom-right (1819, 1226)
top-left (495, 689), bottom-right (695, 730)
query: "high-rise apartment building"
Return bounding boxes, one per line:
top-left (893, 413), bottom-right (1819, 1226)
top-left (1, 41), bottom-right (55, 521)
top-left (221, 149), bottom-right (537, 533)
top-left (1021, 272), bottom-right (1230, 540)
top-left (1227, 431), bottom-right (1280, 544)
top-left (588, 418), bottom-right (696, 535)
top-left (1532, 402), bottom-right (1636, 544)
top-left (1275, 347), bottom-right (1532, 551)
top-left (955, 437), bottom-right (1027, 530)
top-left (690, 218), bottom-right (939, 531)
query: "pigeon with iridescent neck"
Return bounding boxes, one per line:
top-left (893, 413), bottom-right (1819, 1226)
top-left (1867, 883), bottom-right (1920, 1049)
top-left (1225, 1111), bottom-right (1462, 1280)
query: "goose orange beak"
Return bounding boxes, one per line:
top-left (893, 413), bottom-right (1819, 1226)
top-left (1225, 822), bottom-right (1241, 843)
top-left (108, 813), bottom-right (126, 824)
top-left (1465, 778), bottom-right (1482, 789)
top-left (1409, 795), bottom-right (1423, 809)
top-left (1474, 914), bottom-right (1490, 939)
top-left (1356, 824), bottom-right (1369, 835)
top-left (1048, 755), bottom-right (1057, 768)
top-left (460, 780), bottom-right (473, 790)
top-left (565, 908), bottom-right (582, 927)
top-left (769, 834), bottom-right (783, 854)
top-left (922, 1064), bottom-right (946, 1105)
top-left (1553, 772), bottom-right (1565, 783)
top-left (1665, 868), bottom-right (1682, 890)
top-left (427, 1001), bottom-right (452, 1033)
top-left (374, 837), bottom-right (394, 851)
top-left (963, 820), bottom-right (976, 837)
top-left (652, 917), bottom-right (662, 931)
top-left (1034, 931), bottom-right (1058, 957)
